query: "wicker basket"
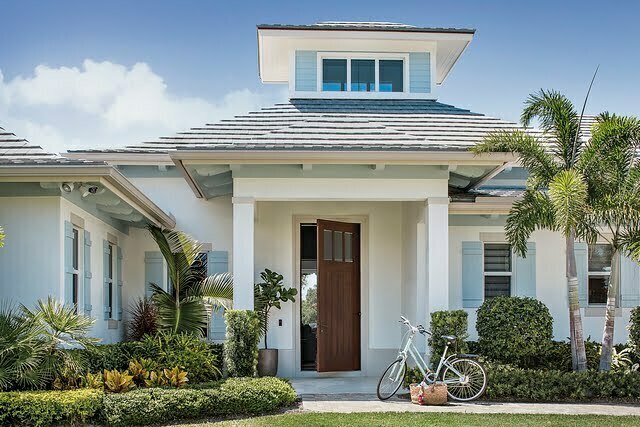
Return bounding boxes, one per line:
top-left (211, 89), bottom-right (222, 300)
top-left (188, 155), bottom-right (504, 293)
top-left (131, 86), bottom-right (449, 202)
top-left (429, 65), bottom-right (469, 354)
top-left (409, 382), bottom-right (448, 405)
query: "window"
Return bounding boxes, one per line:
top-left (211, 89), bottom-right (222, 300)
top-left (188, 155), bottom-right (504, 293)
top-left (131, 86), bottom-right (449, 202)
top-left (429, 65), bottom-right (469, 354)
top-left (379, 60), bottom-right (404, 92)
top-left (107, 243), bottom-right (114, 319)
top-left (484, 243), bottom-right (512, 298)
top-left (322, 59), bottom-right (347, 91)
top-left (72, 228), bottom-right (80, 313)
top-left (351, 59), bottom-right (375, 92)
top-left (588, 244), bottom-right (613, 305)
top-left (320, 56), bottom-right (405, 93)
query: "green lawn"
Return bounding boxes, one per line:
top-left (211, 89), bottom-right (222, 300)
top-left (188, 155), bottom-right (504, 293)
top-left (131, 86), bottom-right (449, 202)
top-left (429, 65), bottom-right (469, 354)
top-left (181, 413), bottom-right (640, 427)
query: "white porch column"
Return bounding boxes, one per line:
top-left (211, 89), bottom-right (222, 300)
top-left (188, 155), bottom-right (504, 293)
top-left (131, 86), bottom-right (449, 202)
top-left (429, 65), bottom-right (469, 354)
top-left (425, 197), bottom-right (450, 314)
top-left (232, 197), bottom-right (255, 310)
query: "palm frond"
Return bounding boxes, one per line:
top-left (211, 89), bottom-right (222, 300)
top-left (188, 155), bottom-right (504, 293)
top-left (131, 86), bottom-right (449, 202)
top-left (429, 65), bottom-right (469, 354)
top-left (548, 169), bottom-right (588, 235)
top-left (150, 283), bottom-right (207, 336)
top-left (520, 89), bottom-right (581, 167)
top-left (505, 190), bottom-right (557, 257)
top-left (198, 272), bottom-right (233, 313)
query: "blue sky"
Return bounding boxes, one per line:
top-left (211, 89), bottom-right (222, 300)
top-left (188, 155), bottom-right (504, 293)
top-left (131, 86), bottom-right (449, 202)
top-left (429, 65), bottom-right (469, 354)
top-left (1, 0), bottom-right (639, 152)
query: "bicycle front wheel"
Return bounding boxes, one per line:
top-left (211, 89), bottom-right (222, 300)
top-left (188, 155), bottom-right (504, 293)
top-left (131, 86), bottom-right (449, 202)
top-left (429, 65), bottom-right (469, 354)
top-left (376, 358), bottom-right (406, 400)
top-left (442, 358), bottom-right (487, 402)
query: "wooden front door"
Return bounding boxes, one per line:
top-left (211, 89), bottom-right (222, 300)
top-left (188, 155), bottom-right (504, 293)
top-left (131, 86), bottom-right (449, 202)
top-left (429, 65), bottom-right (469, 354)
top-left (316, 219), bottom-right (361, 372)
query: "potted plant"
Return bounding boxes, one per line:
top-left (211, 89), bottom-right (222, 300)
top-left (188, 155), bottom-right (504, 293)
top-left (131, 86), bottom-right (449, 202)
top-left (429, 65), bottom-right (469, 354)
top-left (254, 268), bottom-right (297, 376)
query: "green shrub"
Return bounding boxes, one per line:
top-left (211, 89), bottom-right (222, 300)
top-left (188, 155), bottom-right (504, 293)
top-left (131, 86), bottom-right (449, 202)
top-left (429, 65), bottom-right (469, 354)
top-left (485, 364), bottom-right (640, 401)
top-left (629, 306), bottom-right (640, 355)
top-left (476, 296), bottom-right (553, 368)
top-left (101, 377), bottom-right (297, 426)
top-left (136, 332), bottom-right (222, 382)
top-left (429, 310), bottom-right (468, 363)
top-left (77, 334), bottom-right (224, 383)
top-left (224, 310), bottom-right (260, 377)
top-left (0, 389), bottom-right (103, 426)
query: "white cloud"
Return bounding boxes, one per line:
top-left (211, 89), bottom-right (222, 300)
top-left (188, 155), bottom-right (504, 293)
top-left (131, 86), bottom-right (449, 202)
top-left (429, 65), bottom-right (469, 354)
top-left (0, 60), bottom-right (286, 153)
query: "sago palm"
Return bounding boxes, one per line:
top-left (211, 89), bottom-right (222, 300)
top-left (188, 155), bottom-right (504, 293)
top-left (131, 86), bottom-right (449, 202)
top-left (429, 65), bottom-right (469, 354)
top-left (473, 89), bottom-right (590, 371)
top-left (577, 113), bottom-right (640, 370)
top-left (147, 225), bottom-right (233, 336)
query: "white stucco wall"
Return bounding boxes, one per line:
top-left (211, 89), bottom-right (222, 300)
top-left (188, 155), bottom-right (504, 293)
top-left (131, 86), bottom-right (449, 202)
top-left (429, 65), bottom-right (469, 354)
top-left (449, 222), bottom-right (634, 344)
top-left (0, 197), bottom-right (61, 304)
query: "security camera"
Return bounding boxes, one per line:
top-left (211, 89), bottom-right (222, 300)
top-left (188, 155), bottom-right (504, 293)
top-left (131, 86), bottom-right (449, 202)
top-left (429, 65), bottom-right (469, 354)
top-left (60, 182), bottom-right (75, 193)
top-left (79, 184), bottom-right (101, 197)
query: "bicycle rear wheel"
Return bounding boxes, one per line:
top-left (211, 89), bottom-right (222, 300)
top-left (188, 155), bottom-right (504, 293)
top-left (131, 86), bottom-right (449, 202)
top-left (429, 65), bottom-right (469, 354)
top-left (442, 358), bottom-right (487, 401)
top-left (376, 358), bottom-right (406, 400)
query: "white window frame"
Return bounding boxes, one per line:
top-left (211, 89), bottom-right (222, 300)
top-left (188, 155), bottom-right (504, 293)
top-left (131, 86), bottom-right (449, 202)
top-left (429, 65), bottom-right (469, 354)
top-left (482, 242), bottom-right (513, 300)
top-left (587, 243), bottom-right (613, 306)
top-left (71, 227), bottom-right (82, 313)
top-left (316, 52), bottom-right (410, 97)
top-left (107, 243), bottom-right (115, 319)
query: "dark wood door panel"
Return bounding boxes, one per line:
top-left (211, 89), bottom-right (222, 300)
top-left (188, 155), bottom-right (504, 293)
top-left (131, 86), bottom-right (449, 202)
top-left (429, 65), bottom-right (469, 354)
top-left (317, 219), bottom-right (360, 372)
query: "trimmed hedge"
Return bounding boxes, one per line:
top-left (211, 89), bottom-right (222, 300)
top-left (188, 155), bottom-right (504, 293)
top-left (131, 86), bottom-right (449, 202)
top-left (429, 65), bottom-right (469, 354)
top-left (0, 389), bottom-right (103, 427)
top-left (224, 310), bottom-right (261, 377)
top-left (429, 310), bottom-right (468, 363)
top-left (102, 377), bottom-right (297, 426)
top-left (486, 364), bottom-right (640, 401)
top-left (476, 296), bottom-right (553, 368)
top-left (630, 306), bottom-right (640, 354)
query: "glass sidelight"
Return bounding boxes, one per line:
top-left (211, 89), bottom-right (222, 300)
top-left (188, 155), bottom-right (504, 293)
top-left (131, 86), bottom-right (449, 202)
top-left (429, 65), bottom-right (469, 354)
top-left (300, 223), bottom-right (318, 371)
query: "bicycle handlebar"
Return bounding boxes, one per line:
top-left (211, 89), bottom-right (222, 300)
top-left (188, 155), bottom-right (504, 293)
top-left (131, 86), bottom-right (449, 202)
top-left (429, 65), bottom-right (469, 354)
top-left (399, 316), bottom-right (431, 335)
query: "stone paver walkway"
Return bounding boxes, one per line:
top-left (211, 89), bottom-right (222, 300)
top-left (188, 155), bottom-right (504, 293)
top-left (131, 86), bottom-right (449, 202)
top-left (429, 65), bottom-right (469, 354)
top-left (290, 378), bottom-right (640, 417)
top-left (300, 394), bottom-right (640, 416)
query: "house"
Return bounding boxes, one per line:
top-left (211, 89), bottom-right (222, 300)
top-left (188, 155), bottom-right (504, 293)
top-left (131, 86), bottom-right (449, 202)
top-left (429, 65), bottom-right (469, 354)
top-left (1, 22), bottom-right (639, 378)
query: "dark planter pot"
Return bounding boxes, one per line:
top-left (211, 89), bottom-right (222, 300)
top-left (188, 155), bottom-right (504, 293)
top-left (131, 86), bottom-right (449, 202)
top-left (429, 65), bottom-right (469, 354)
top-left (257, 348), bottom-right (278, 377)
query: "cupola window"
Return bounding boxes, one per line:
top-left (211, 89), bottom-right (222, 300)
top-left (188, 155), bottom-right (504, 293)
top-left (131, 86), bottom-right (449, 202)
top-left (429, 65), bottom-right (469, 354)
top-left (379, 60), bottom-right (404, 92)
top-left (320, 55), bottom-right (406, 93)
top-left (351, 59), bottom-right (375, 92)
top-left (322, 59), bottom-right (347, 91)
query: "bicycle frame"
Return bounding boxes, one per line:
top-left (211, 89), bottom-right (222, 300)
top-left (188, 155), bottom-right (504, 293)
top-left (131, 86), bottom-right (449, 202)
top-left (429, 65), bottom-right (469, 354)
top-left (386, 321), bottom-right (467, 386)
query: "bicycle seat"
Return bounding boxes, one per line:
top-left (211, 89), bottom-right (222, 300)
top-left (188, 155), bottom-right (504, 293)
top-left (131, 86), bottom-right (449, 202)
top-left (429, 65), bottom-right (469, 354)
top-left (441, 335), bottom-right (457, 344)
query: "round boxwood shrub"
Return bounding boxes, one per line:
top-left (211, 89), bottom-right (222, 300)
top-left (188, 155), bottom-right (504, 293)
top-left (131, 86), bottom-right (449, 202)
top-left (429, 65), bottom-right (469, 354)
top-left (629, 306), bottom-right (640, 354)
top-left (476, 296), bottom-right (553, 368)
top-left (429, 310), bottom-right (469, 363)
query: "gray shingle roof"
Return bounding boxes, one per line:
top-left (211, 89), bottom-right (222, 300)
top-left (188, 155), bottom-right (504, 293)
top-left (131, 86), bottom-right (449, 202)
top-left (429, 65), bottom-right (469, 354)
top-left (71, 99), bottom-right (542, 154)
top-left (0, 126), bottom-right (104, 166)
top-left (258, 22), bottom-right (475, 34)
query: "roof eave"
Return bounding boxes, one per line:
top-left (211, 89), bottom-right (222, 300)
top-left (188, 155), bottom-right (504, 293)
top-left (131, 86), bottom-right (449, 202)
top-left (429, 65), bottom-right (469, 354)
top-left (0, 164), bottom-right (175, 229)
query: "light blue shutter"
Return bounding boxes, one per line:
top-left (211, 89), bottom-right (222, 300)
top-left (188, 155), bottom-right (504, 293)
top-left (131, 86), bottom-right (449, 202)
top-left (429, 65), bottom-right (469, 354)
top-left (144, 251), bottom-right (164, 298)
top-left (462, 242), bottom-right (484, 308)
top-left (514, 242), bottom-right (536, 298)
top-left (63, 221), bottom-right (74, 306)
top-left (116, 246), bottom-right (123, 321)
top-left (409, 52), bottom-right (431, 93)
top-left (574, 242), bottom-right (588, 307)
top-left (295, 51), bottom-right (317, 91)
top-left (620, 255), bottom-right (640, 308)
top-left (102, 240), bottom-right (110, 320)
top-left (83, 230), bottom-right (92, 316)
top-left (208, 250), bottom-right (228, 341)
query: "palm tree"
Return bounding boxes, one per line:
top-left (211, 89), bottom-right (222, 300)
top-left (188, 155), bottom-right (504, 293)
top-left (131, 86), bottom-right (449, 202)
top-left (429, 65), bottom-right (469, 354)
top-left (578, 113), bottom-right (640, 370)
top-left (147, 225), bottom-right (233, 336)
top-left (473, 90), bottom-right (590, 371)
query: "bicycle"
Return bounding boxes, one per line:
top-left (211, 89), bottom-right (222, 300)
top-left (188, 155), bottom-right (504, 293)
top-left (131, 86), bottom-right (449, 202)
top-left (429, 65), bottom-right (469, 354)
top-left (376, 316), bottom-right (487, 401)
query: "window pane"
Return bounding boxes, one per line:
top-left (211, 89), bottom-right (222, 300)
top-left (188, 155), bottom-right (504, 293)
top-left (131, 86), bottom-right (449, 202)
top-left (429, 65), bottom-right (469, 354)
top-left (379, 60), bottom-right (403, 92)
top-left (72, 274), bottom-right (78, 307)
top-left (334, 231), bottom-right (343, 261)
top-left (72, 229), bottom-right (79, 269)
top-left (323, 230), bottom-right (333, 261)
top-left (351, 59), bottom-right (375, 92)
top-left (485, 275), bottom-right (511, 299)
top-left (484, 243), bottom-right (511, 272)
top-left (589, 244), bottom-right (613, 273)
top-left (108, 283), bottom-right (113, 318)
top-left (344, 232), bottom-right (353, 262)
top-left (322, 59), bottom-right (347, 91)
top-left (588, 276), bottom-right (608, 304)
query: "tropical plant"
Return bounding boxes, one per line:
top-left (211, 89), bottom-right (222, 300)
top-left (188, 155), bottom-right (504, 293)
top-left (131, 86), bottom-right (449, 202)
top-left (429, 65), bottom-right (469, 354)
top-left (254, 269), bottom-right (297, 349)
top-left (128, 359), bottom-right (152, 386)
top-left (224, 310), bottom-right (261, 377)
top-left (126, 297), bottom-right (158, 341)
top-left (103, 369), bottom-right (135, 393)
top-left (576, 113), bottom-right (640, 370)
top-left (0, 225), bottom-right (4, 247)
top-left (83, 372), bottom-right (104, 389)
top-left (163, 367), bottom-right (189, 388)
top-left (473, 90), bottom-right (591, 371)
top-left (146, 225), bottom-right (233, 336)
top-left (0, 297), bottom-right (97, 390)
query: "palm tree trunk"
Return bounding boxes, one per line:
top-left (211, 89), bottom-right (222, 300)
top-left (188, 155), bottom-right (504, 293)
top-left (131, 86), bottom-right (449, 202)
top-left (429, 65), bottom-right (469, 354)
top-left (599, 249), bottom-right (620, 371)
top-left (566, 232), bottom-right (588, 371)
